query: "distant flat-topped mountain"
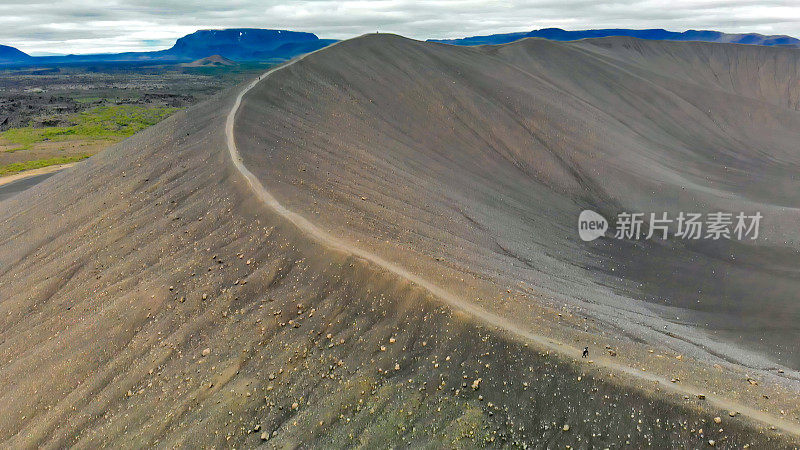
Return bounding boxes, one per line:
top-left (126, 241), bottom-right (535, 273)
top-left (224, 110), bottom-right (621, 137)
top-left (429, 27), bottom-right (800, 48)
top-left (165, 29), bottom-right (332, 60)
top-left (0, 28), bottom-right (336, 66)
top-left (0, 44), bottom-right (31, 64)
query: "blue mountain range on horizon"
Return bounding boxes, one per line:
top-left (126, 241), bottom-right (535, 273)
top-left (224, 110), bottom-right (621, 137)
top-left (1, 27), bottom-right (798, 66)
top-left (0, 29), bottom-right (336, 66)
top-left (428, 27), bottom-right (800, 48)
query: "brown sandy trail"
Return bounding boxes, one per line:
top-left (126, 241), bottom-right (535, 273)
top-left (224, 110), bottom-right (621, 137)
top-left (0, 162), bottom-right (77, 187)
top-left (234, 34), bottom-right (800, 376)
top-left (227, 37), bottom-right (800, 437)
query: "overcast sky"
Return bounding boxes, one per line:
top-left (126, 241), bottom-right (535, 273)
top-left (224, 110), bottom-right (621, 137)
top-left (2, 0), bottom-right (799, 55)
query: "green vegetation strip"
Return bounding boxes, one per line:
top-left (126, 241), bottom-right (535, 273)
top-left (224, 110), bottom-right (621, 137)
top-left (1, 104), bottom-right (178, 151)
top-left (0, 154), bottom-right (90, 176)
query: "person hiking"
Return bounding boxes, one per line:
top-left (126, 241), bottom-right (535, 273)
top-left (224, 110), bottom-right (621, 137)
top-left (582, 347), bottom-right (589, 358)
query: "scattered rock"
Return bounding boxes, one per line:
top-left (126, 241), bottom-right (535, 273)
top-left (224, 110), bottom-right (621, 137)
top-left (472, 378), bottom-right (482, 390)
top-left (708, 439), bottom-right (716, 446)
top-left (713, 417), bottom-right (722, 424)
top-left (202, 348), bottom-right (211, 357)
top-left (260, 432), bottom-right (268, 441)
top-left (562, 424), bottom-right (570, 432)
